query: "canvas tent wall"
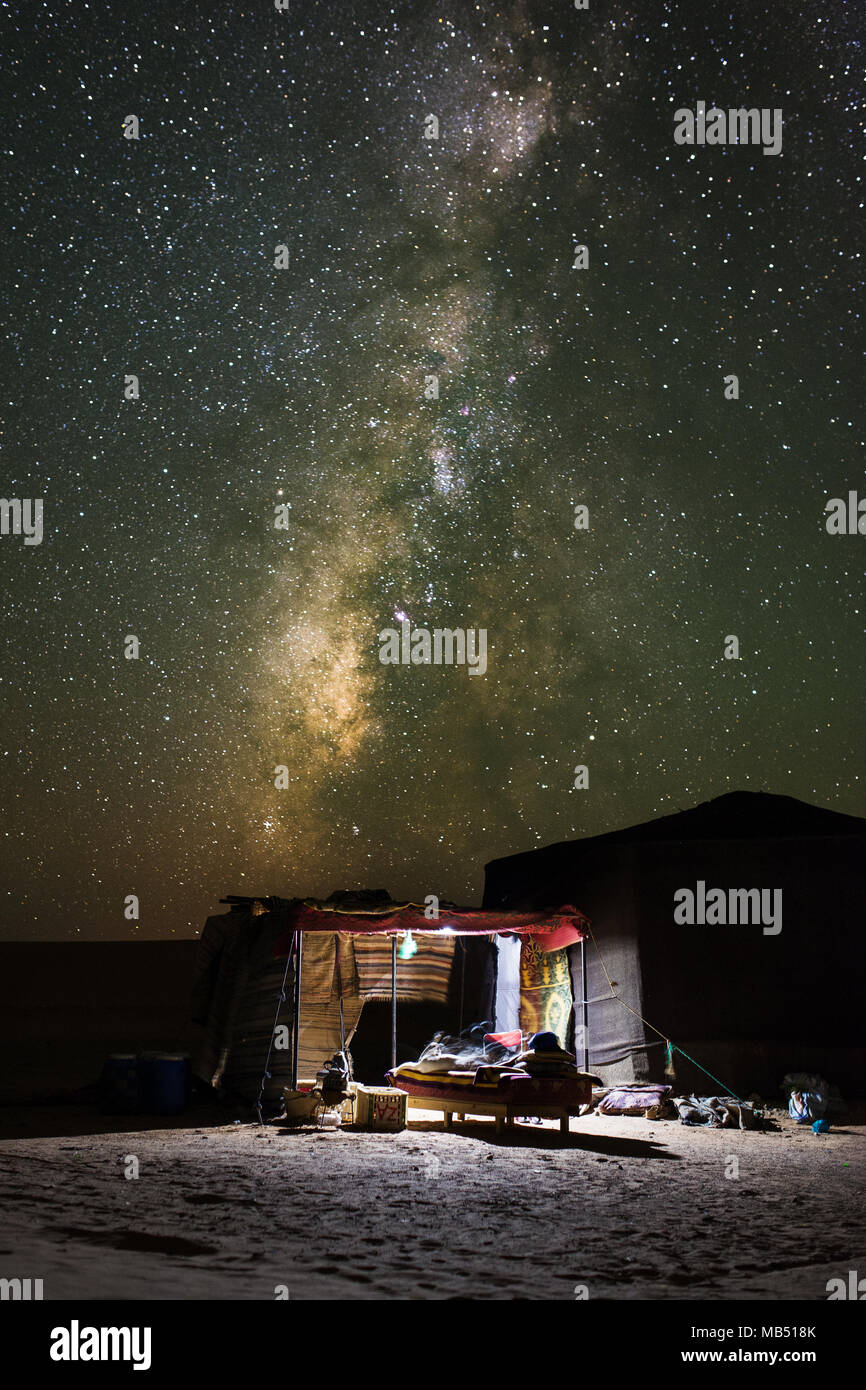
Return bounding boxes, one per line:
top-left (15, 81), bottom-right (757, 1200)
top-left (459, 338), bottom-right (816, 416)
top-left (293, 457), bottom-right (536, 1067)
top-left (191, 904), bottom-right (360, 1104)
top-left (483, 792), bottom-right (866, 1099)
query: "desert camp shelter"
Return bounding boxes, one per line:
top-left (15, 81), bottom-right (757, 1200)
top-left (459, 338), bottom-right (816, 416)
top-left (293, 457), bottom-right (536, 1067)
top-left (191, 890), bottom-right (587, 1107)
top-left (483, 792), bottom-right (866, 1100)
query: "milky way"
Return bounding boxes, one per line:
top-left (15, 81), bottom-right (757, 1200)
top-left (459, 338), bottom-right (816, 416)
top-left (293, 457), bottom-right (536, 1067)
top-left (1, 0), bottom-right (862, 938)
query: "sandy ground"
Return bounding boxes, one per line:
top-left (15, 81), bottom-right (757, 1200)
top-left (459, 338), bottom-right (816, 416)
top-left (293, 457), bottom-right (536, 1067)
top-left (0, 1103), bottom-right (863, 1302)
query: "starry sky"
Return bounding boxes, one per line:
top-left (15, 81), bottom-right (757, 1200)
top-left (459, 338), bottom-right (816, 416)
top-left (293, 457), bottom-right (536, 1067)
top-left (1, 0), bottom-right (863, 940)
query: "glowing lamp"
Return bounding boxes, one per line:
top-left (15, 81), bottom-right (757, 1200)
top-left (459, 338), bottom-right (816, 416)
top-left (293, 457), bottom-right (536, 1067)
top-left (399, 930), bottom-right (418, 960)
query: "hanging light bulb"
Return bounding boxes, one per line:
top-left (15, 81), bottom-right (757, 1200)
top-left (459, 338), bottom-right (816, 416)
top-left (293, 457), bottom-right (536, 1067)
top-left (399, 930), bottom-right (418, 960)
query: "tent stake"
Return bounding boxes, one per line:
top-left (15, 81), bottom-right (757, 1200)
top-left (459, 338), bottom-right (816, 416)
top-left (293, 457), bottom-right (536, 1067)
top-left (391, 935), bottom-right (397, 1070)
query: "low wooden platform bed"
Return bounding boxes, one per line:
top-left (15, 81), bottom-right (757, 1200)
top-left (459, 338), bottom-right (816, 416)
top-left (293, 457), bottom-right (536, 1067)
top-left (386, 1065), bottom-right (596, 1135)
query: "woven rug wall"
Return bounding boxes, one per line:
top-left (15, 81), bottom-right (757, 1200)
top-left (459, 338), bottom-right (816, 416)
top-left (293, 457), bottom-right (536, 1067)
top-left (352, 933), bottom-right (455, 1003)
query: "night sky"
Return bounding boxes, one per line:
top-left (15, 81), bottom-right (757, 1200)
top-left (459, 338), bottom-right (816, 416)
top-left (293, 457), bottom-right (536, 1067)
top-left (1, 1), bottom-right (863, 940)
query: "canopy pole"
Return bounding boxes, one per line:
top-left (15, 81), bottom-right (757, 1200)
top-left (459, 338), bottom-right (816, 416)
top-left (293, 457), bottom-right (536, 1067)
top-left (390, 936), bottom-right (397, 1070)
top-left (291, 929), bottom-right (303, 1090)
top-left (580, 937), bottom-right (589, 1072)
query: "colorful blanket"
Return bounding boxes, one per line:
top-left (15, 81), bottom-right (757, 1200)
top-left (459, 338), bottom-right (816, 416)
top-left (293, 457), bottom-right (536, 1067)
top-left (519, 941), bottom-right (573, 1046)
top-left (352, 934), bottom-right (455, 1003)
top-left (388, 1064), bottom-right (593, 1111)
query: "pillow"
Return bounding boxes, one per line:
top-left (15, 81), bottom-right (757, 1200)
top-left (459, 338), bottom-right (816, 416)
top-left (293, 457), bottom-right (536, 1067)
top-left (483, 1029), bottom-right (522, 1049)
top-left (598, 1084), bottom-right (672, 1116)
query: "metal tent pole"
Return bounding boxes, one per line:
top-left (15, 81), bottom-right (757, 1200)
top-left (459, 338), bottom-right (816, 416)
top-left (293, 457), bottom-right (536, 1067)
top-left (391, 935), bottom-right (397, 1070)
top-left (580, 937), bottom-right (589, 1072)
top-left (291, 929), bottom-right (303, 1090)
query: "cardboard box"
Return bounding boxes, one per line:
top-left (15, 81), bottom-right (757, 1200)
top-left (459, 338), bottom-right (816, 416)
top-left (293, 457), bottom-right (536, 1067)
top-left (355, 1085), bottom-right (408, 1131)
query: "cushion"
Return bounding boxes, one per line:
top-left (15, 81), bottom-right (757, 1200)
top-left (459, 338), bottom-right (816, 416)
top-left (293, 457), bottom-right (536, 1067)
top-left (598, 1084), bottom-right (672, 1116)
top-left (483, 1029), bottom-right (522, 1049)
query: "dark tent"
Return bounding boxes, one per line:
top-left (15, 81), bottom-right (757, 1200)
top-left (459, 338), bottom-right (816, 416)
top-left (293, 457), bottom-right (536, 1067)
top-left (482, 792), bottom-right (866, 1100)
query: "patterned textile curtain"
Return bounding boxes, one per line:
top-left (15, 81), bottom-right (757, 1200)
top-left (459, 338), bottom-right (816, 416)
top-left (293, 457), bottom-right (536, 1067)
top-left (519, 940), bottom-right (573, 1046)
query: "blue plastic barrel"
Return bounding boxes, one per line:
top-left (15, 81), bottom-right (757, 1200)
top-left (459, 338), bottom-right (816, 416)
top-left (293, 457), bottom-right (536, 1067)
top-left (151, 1053), bottom-right (187, 1115)
top-left (137, 1051), bottom-right (162, 1111)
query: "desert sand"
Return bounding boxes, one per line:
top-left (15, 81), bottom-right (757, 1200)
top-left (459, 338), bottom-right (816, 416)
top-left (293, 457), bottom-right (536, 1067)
top-left (1, 1103), bottom-right (863, 1301)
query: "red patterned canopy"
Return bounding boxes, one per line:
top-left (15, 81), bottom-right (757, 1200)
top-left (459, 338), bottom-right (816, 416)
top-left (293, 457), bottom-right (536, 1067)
top-left (271, 899), bottom-right (588, 958)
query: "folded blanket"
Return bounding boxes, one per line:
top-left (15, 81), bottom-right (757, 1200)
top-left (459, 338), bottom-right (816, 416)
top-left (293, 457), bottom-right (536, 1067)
top-left (673, 1095), bottom-right (757, 1129)
top-left (522, 1059), bottom-right (580, 1079)
top-left (388, 1064), bottom-right (499, 1093)
top-left (514, 1045), bottom-right (579, 1079)
top-left (473, 1064), bottom-right (522, 1085)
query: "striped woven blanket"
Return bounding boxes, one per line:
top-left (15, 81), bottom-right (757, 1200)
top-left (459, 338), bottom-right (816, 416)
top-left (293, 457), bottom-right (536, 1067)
top-left (352, 934), bottom-right (455, 1003)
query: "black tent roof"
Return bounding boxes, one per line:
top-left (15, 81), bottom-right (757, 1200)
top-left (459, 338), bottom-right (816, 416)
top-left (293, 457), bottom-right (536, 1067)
top-left (486, 791), bottom-right (866, 878)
